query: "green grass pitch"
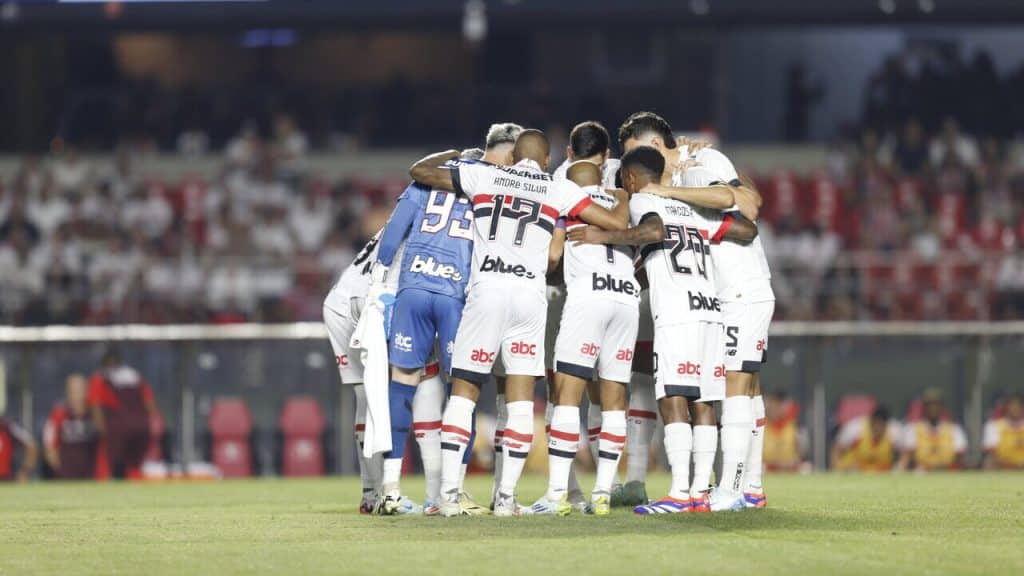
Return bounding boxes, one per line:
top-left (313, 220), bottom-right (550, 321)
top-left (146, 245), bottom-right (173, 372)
top-left (2, 472), bottom-right (1023, 575)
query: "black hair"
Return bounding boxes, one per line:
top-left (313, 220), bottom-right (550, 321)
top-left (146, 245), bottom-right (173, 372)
top-left (618, 111), bottom-right (676, 149)
top-left (871, 406), bottom-right (890, 422)
top-left (569, 121), bottom-right (610, 159)
top-left (620, 146), bottom-right (665, 181)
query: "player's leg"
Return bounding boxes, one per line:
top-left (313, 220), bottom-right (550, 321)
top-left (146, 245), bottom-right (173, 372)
top-left (585, 381), bottom-right (603, 471)
top-left (531, 370), bottom-right (586, 515)
top-left (741, 301), bottom-right (773, 508)
top-left (379, 290), bottom-right (436, 514)
top-left (634, 393), bottom-right (692, 515)
top-left (412, 362), bottom-right (444, 514)
top-left (616, 291), bottom-right (655, 506)
top-left (324, 302), bottom-right (378, 513)
top-left (492, 290), bottom-right (547, 517)
top-left (689, 401), bottom-right (718, 512)
top-left (590, 302), bottom-right (635, 514)
top-left (440, 288), bottom-right (501, 516)
top-left (713, 370), bottom-right (754, 510)
top-left (491, 375), bottom-right (507, 506)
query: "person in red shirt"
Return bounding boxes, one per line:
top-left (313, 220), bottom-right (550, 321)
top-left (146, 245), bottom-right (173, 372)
top-left (0, 417), bottom-right (37, 482)
top-left (44, 374), bottom-right (106, 480)
top-left (87, 351), bottom-right (159, 479)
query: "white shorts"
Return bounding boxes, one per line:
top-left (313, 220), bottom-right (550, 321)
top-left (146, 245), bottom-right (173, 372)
top-left (323, 300), bottom-right (364, 384)
top-left (722, 300), bottom-right (774, 373)
top-left (653, 321), bottom-right (726, 403)
top-left (545, 285), bottom-right (567, 372)
top-left (451, 283), bottom-right (547, 384)
top-left (554, 294), bottom-right (638, 384)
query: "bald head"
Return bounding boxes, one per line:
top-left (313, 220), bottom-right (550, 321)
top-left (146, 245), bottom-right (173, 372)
top-left (513, 129), bottom-right (551, 170)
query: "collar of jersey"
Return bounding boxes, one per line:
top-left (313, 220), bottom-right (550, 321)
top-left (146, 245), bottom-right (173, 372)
top-left (514, 159), bottom-right (543, 172)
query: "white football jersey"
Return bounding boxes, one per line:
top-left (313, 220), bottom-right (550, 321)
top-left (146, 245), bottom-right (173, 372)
top-left (563, 185), bottom-right (638, 304)
top-left (324, 230), bottom-right (404, 313)
top-left (674, 149), bottom-right (774, 303)
top-left (453, 159), bottom-right (593, 292)
top-left (552, 158), bottom-right (621, 189)
top-left (629, 192), bottom-right (727, 327)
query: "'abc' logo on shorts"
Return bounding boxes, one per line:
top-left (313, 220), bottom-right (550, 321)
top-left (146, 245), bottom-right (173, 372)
top-left (616, 349), bottom-right (633, 361)
top-left (470, 348), bottom-right (496, 364)
top-left (336, 355), bottom-right (349, 367)
top-left (677, 361), bottom-right (702, 375)
top-left (756, 339), bottom-right (766, 351)
top-left (579, 342), bottom-right (600, 357)
top-left (510, 341), bottom-right (537, 356)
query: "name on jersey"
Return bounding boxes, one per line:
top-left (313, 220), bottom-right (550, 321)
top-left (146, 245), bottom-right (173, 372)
top-left (480, 255), bottom-right (535, 279)
top-left (688, 291), bottom-right (721, 312)
top-left (592, 273), bottom-right (638, 296)
top-left (410, 255), bottom-right (463, 282)
top-left (492, 176), bottom-right (549, 195)
top-left (664, 204), bottom-right (695, 217)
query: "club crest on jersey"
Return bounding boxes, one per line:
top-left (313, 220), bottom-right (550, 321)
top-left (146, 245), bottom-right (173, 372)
top-left (470, 348), bottom-right (496, 364)
top-left (688, 291), bottom-right (721, 312)
top-left (592, 273), bottom-right (638, 296)
top-left (410, 254), bottom-right (463, 281)
top-left (394, 332), bottom-right (413, 353)
top-left (480, 255), bottom-right (535, 279)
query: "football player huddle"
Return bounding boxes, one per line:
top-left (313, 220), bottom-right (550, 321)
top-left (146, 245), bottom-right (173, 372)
top-left (323, 111), bottom-right (774, 517)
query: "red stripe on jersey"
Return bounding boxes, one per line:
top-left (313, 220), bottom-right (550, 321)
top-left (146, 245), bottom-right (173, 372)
top-left (549, 428), bottom-right (580, 442)
top-left (628, 409), bottom-right (657, 420)
top-left (441, 424), bottom-right (472, 438)
top-left (540, 203), bottom-right (561, 221)
top-left (711, 214), bottom-right (734, 244)
top-left (413, 420), bottom-right (442, 431)
top-left (354, 424), bottom-right (366, 432)
top-left (568, 197), bottom-right (594, 218)
top-left (503, 429), bottom-right (534, 443)
top-left (699, 229), bottom-right (709, 240)
top-left (600, 431), bottom-right (627, 443)
top-left (472, 194), bottom-right (494, 206)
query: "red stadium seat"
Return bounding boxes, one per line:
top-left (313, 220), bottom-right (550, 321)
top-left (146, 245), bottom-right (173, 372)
top-left (279, 397), bottom-right (325, 477)
top-left (835, 395), bottom-right (877, 427)
top-left (904, 397), bottom-right (952, 422)
top-left (209, 398), bottom-right (254, 478)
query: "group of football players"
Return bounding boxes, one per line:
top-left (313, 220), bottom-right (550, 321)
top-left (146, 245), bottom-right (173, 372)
top-left (323, 111), bottom-right (775, 517)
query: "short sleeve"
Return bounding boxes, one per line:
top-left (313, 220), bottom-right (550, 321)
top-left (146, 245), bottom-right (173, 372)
top-left (628, 195), bottom-right (659, 227)
top-left (553, 180), bottom-right (592, 217)
top-left (951, 425), bottom-right (967, 453)
top-left (452, 161), bottom-right (490, 201)
top-left (836, 419), bottom-right (861, 448)
top-left (696, 148), bottom-right (740, 184)
top-left (982, 421), bottom-right (1000, 451)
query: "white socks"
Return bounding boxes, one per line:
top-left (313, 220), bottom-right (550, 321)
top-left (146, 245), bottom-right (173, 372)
top-left (413, 375), bottom-right (444, 501)
top-left (440, 395), bottom-right (476, 497)
top-left (663, 422), bottom-right (693, 501)
top-left (744, 395), bottom-right (766, 494)
top-left (720, 395), bottom-right (754, 494)
top-left (626, 373), bottom-right (657, 484)
top-left (498, 400), bottom-right (534, 496)
top-left (353, 384), bottom-right (381, 494)
top-left (492, 393), bottom-right (507, 499)
top-left (691, 424), bottom-right (717, 498)
top-left (594, 410), bottom-right (626, 495)
top-left (546, 405), bottom-right (580, 501)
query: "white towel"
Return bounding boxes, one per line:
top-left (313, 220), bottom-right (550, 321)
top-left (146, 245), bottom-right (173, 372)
top-left (350, 300), bottom-right (392, 459)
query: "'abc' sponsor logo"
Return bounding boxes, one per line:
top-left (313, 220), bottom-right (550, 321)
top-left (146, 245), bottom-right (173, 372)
top-left (510, 341), bottom-right (537, 356)
top-left (394, 332), bottom-right (413, 352)
top-left (756, 339), bottom-right (766, 351)
top-left (410, 255), bottom-right (463, 281)
top-left (688, 291), bottom-right (721, 312)
top-left (470, 348), bottom-right (496, 364)
top-left (616, 349), bottom-right (633, 361)
top-left (336, 355), bottom-right (349, 367)
top-left (480, 255), bottom-right (535, 279)
top-left (592, 273), bottom-right (638, 296)
top-left (676, 361), bottom-right (726, 378)
top-left (580, 342), bottom-right (600, 357)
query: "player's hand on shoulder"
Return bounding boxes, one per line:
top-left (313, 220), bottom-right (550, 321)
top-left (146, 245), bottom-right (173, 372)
top-left (677, 136), bottom-right (713, 154)
top-left (567, 225), bottom-right (606, 246)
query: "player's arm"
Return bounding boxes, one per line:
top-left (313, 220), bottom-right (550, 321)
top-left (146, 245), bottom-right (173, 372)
top-left (568, 213), bottom-right (665, 247)
top-left (548, 223), bottom-right (565, 278)
top-left (575, 196), bottom-right (629, 231)
top-left (641, 182), bottom-right (735, 211)
top-left (409, 149), bottom-right (460, 191)
top-left (717, 213), bottom-right (758, 245)
top-left (375, 187), bottom-right (420, 268)
top-left (732, 173), bottom-right (763, 222)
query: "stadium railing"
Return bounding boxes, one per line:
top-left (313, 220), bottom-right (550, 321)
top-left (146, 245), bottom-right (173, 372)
top-left (1, 321), bottom-right (1022, 474)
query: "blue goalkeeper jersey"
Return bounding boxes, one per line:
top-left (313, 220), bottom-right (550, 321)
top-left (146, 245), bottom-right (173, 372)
top-left (377, 169), bottom-right (474, 302)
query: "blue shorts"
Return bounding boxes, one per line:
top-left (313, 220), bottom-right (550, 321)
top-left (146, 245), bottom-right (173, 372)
top-left (389, 288), bottom-right (464, 375)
